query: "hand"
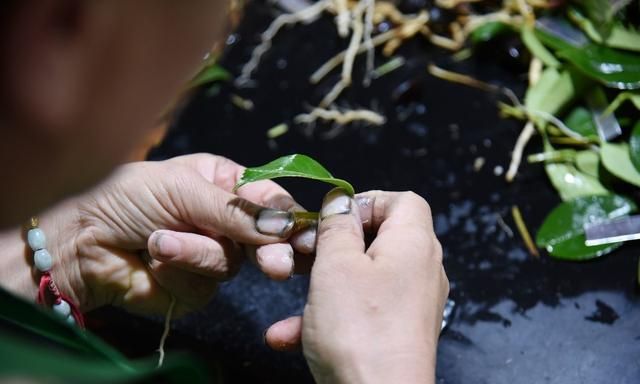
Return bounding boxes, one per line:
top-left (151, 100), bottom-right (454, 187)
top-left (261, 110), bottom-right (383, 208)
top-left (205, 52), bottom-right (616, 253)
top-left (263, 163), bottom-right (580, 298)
top-left (31, 154), bottom-right (315, 316)
top-left (265, 189), bottom-right (449, 383)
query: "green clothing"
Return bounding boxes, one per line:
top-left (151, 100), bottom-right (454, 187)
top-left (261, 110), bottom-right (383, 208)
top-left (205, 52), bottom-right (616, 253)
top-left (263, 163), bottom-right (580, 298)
top-left (0, 287), bottom-right (210, 383)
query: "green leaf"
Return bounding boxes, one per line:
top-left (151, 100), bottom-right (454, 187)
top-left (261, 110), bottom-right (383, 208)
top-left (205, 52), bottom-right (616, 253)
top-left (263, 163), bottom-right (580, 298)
top-left (471, 21), bottom-right (512, 44)
top-left (575, 150), bottom-right (601, 178)
top-left (536, 20), bottom-right (640, 89)
top-left (234, 154), bottom-right (355, 196)
top-left (545, 162), bottom-right (609, 201)
top-left (188, 64), bottom-right (231, 89)
top-left (521, 27), bottom-right (561, 68)
top-left (565, 106), bottom-right (599, 139)
top-left (0, 287), bottom-right (211, 382)
top-left (629, 122), bottom-right (640, 173)
top-left (600, 142), bottom-right (640, 186)
top-left (0, 286), bottom-right (128, 365)
top-left (536, 194), bottom-right (636, 260)
top-left (524, 68), bottom-right (586, 115)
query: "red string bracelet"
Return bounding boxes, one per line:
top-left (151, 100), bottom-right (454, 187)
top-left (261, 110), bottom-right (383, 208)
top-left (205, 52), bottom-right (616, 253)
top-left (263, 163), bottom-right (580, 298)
top-left (27, 217), bottom-right (85, 328)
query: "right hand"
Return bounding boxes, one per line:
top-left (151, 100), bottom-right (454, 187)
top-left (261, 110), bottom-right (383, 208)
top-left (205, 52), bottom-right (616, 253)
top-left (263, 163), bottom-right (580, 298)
top-left (266, 189), bottom-right (449, 384)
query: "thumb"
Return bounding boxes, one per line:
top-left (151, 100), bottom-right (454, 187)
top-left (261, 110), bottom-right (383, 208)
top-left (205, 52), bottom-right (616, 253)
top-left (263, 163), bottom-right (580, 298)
top-left (315, 188), bottom-right (365, 266)
top-left (170, 172), bottom-right (296, 245)
top-left (264, 316), bottom-right (302, 352)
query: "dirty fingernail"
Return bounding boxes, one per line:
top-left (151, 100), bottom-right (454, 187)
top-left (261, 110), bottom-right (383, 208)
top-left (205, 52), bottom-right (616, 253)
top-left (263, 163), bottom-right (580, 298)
top-left (256, 209), bottom-right (295, 237)
top-left (320, 189), bottom-right (352, 219)
top-left (256, 243), bottom-right (294, 280)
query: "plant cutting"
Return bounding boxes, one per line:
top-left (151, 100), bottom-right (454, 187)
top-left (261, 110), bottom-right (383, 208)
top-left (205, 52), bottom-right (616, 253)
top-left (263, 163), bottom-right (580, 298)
top-left (234, 154), bottom-right (355, 232)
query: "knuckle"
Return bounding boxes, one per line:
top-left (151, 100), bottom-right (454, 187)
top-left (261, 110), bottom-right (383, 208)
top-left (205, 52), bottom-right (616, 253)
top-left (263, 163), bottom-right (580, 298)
top-left (317, 217), bottom-right (359, 243)
top-left (399, 191), bottom-right (432, 218)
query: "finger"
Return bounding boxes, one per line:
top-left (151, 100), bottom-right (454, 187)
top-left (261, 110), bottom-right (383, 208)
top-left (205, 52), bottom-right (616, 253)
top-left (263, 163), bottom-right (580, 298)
top-left (148, 230), bottom-right (242, 280)
top-left (169, 170), bottom-right (297, 244)
top-left (264, 316), bottom-right (302, 352)
top-left (357, 191), bottom-right (441, 266)
top-left (246, 243), bottom-right (295, 281)
top-left (169, 154), bottom-right (296, 208)
top-left (355, 190), bottom-right (434, 234)
top-left (290, 226), bottom-right (316, 255)
top-left (143, 254), bottom-right (218, 311)
top-left (315, 188), bottom-right (365, 267)
top-left (169, 154), bottom-right (315, 251)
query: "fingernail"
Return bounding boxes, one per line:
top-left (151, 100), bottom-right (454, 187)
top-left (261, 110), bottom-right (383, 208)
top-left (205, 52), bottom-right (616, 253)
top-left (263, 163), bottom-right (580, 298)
top-left (355, 196), bottom-right (373, 225)
top-left (320, 189), bottom-right (351, 219)
top-left (292, 227), bottom-right (316, 254)
top-left (256, 243), bottom-right (294, 280)
top-left (256, 209), bottom-right (295, 237)
top-left (154, 232), bottom-right (181, 257)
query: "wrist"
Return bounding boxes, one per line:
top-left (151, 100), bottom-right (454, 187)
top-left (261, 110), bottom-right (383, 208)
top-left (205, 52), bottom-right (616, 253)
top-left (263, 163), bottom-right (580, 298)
top-left (0, 201), bottom-right (90, 311)
top-left (315, 344), bottom-right (435, 384)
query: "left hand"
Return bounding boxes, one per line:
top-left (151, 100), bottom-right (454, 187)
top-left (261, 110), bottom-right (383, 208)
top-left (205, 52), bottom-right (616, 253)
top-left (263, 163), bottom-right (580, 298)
top-left (39, 153), bottom-right (314, 316)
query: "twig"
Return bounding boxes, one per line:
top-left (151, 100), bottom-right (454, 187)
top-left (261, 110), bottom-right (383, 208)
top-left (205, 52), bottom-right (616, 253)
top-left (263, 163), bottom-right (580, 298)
top-left (427, 64), bottom-right (500, 92)
top-left (362, 0), bottom-right (376, 86)
top-left (157, 295), bottom-right (177, 368)
top-left (511, 205), bottom-right (539, 258)
top-left (236, 0), bottom-right (330, 86)
top-left (294, 107), bottom-right (386, 125)
top-left (320, 0), bottom-right (368, 107)
top-left (495, 213), bottom-right (515, 238)
top-left (310, 30), bottom-right (395, 84)
top-left (334, 0), bottom-right (350, 37)
top-left (506, 120), bottom-right (536, 182)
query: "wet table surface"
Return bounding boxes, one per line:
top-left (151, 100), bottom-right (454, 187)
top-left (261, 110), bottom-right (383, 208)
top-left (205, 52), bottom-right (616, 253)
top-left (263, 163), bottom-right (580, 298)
top-left (91, 2), bottom-right (640, 383)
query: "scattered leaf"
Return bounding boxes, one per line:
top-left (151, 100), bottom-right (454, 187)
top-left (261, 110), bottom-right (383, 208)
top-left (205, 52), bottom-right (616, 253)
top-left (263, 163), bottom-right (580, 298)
top-left (575, 150), bottom-right (601, 178)
top-left (600, 142), bottom-right (640, 186)
top-left (565, 106), bottom-right (599, 139)
top-left (536, 194), bottom-right (636, 260)
top-left (234, 154), bottom-right (355, 195)
top-left (521, 27), bottom-right (561, 68)
top-left (524, 67), bottom-right (586, 115)
top-left (545, 162), bottom-right (608, 201)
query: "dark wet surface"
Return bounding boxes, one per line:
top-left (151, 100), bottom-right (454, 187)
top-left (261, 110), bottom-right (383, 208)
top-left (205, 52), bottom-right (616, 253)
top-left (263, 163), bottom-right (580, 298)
top-left (91, 1), bottom-right (640, 382)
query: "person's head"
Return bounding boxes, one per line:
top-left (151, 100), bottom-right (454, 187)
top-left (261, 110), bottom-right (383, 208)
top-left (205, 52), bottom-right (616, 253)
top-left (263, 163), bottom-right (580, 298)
top-left (0, 0), bottom-right (229, 227)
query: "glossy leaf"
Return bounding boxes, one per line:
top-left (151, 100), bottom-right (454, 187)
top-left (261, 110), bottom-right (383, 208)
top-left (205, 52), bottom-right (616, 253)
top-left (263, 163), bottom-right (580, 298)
top-left (565, 106), bottom-right (599, 139)
top-left (545, 162), bottom-right (608, 201)
top-left (629, 122), bottom-right (640, 173)
top-left (600, 142), bottom-right (640, 186)
top-left (536, 18), bottom-right (640, 89)
top-left (575, 150), bottom-right (600, 178)
top-left (234, 154), bottom-right (355, 195)
top-left (536, 195), bottom-right (636, 260)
